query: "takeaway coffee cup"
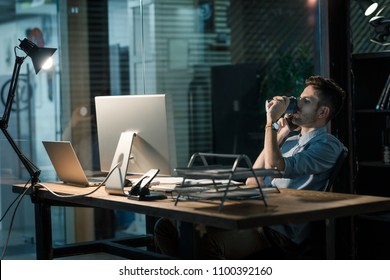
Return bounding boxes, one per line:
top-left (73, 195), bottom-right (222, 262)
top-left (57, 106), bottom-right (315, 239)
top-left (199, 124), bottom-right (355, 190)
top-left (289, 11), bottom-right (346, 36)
top-left (285, 96), bottom-right (298, 114)
top-left (265, 96), bottom-right (298, 114)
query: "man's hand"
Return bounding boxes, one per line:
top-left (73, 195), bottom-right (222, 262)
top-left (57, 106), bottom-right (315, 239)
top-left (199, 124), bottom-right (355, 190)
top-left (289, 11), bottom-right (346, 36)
top-left (266, 96), bottom-right (290, 123)
top-left (276, 117), bottom-right (291, 139)
top-left (245, 176), bottom-right (266, 187)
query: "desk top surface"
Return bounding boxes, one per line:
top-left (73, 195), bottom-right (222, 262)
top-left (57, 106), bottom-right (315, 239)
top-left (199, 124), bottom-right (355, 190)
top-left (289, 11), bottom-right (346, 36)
top-left (13, 182), bottom-right (390, 230)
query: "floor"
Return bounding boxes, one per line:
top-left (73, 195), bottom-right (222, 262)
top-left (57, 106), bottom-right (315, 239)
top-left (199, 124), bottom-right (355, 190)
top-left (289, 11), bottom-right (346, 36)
top-left (1, 227), bottom-right (38, 260)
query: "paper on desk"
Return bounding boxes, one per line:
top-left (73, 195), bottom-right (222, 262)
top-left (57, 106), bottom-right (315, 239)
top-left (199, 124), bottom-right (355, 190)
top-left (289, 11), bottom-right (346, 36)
top-left (152, 177), bottom-right (184, 184)
top-left (153, 177), bottom-right (242, 185)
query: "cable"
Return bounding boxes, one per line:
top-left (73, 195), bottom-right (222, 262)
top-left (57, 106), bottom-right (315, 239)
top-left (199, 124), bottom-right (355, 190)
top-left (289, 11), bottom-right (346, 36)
top-left (1, 180), bottom-right (33, 260)
top-left (0, 179), bottom-right (31, 223)
top-left (34, 162), bottom-right (120, 198)
top-left (0, 162), bottom-right (120, 259)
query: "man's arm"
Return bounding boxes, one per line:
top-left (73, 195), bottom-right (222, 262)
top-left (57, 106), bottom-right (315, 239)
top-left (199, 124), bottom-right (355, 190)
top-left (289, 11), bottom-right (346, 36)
top-left (246, 121), bottom-right (290, 179)
top-left (245, 99), bottom-right (292, 185)
top-left (245, 150), bottom-right (266, 186)
top-left (264, 97), bottom-right (290, 170)
top-left (264, 122), bottom-right (285, 170)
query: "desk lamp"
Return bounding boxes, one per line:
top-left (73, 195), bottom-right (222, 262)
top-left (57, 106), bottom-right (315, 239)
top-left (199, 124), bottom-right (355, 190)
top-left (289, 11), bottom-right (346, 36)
top-left (369, 8), bottom-right (390, 46)
top-left (357, 0), bottom-right (379, 16)
top-left (356, 0), bottom-right (390, 46)
top-left (0, 38), bottom-right (56, 185)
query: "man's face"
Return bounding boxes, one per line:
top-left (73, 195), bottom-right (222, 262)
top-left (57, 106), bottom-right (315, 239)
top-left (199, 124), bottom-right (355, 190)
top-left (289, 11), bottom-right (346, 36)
top-left (291, 85), bottom-right (322, 127)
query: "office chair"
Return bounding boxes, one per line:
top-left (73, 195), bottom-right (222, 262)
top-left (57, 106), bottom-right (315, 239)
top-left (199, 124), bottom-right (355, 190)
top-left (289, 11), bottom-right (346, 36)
top-left (251, 147), bottom-right (349, 260)
top-left (300, 146), bottom-right (349, 259)
top-left (323, 146), bottom-right (349, 192)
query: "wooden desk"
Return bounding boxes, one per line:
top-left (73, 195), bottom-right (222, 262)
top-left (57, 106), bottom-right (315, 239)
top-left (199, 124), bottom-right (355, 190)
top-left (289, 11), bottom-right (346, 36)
top-left (13, 182), bottom-right (390, 259)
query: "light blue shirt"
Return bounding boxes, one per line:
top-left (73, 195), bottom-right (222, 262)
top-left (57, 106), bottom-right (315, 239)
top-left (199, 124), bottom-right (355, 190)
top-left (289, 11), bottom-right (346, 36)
top-left (264, 126), bottom-right (345, 244)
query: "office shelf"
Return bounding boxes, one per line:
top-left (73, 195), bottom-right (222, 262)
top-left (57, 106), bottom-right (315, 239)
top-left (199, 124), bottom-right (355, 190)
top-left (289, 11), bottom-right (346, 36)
top-left (352, 52), bottom-right (390, 194)
top-left (355, 109), bottom-right (390, 114)
top-left (352, 51), bottom-right (390, 259)
top-left (358, 161), bottom-right (390, 168)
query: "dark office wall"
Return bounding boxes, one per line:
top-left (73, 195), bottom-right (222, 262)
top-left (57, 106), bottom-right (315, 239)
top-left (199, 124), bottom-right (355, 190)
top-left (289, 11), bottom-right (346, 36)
top-left (210, 0), bottom-right (316, 165)
top-left (229, 0), bottom-right (315, 72)
top-left (211, 64), bottom-right (263, 163)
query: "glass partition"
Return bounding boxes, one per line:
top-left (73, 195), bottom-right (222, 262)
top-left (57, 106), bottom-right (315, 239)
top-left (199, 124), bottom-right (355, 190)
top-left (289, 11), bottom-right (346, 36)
top-left (0, 0), bottom-right (323, 259)
top-left (0, 1), bottom-right (61, 259)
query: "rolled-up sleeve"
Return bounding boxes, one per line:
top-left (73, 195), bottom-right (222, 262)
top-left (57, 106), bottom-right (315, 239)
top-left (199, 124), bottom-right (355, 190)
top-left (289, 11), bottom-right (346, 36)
top-left (283, 136), bottom-right (343, 179)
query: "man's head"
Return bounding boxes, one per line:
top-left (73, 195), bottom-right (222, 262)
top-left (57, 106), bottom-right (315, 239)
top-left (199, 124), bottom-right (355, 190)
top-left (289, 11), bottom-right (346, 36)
top-left (291, 76), bottom-right (346, 130)
top-left (304, 76), bottom-right (346, 122)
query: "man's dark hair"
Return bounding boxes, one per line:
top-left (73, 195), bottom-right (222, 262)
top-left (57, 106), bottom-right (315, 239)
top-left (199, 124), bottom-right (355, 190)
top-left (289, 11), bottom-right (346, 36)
top-left (305, 75), bottom-right (346, 122)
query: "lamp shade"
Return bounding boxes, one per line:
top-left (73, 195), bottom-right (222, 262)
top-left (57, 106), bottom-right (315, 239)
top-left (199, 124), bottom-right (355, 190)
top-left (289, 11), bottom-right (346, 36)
top-left (18, 38), bottom-right (57, 74)
top-left (357, 0), bottom-right (379, 16)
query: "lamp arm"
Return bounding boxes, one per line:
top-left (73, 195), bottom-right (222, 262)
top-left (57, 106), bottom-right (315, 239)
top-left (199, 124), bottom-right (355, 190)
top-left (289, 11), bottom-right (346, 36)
top-left (1, 55), bottom-right (26, 126)
top-left (0, 127), bottom-right (41, 184)
top-left (0, 55), bottom-right (41, 185)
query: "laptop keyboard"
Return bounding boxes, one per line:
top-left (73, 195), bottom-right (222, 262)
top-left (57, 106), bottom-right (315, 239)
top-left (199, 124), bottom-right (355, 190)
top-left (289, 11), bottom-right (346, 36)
top-left (88, 176), bottom-right (105, 182)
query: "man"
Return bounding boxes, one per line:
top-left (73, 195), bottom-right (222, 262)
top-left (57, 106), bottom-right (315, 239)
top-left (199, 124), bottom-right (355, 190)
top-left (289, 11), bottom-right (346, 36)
top-left (247, 75), bottom-right (345, 191)
top-left (155, 75), bottom-right (346, 259)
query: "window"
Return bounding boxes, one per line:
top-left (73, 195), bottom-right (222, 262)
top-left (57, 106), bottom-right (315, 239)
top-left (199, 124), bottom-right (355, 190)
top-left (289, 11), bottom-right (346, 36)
top-left (0, 0), bottom-right (322, 259)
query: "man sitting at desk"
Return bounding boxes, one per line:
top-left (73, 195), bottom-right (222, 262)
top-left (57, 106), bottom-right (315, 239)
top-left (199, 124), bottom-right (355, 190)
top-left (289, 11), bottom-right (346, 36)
top-left (155, 75), bottom-right (346, 259)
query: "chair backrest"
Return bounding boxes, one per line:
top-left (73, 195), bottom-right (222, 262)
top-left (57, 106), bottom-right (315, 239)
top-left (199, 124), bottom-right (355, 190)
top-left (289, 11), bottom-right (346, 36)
top-left (323, 146), bottom-right (348, 192)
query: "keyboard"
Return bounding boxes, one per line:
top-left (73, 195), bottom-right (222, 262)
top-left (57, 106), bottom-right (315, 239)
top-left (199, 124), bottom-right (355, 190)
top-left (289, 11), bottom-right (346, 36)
top-left (149, 184), bottom-right (178, 192)
top-left (88, 177), bottom-right (105, 183)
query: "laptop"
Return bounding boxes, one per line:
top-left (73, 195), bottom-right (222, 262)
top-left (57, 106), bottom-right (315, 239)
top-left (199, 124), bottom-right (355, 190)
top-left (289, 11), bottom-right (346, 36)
top-left (42, 141), bottom-right (104, 187)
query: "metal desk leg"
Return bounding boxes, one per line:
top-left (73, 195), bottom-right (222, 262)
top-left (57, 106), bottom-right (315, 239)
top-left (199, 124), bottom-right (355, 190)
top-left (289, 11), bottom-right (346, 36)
top-left (34, 202), bottom-right (53, 259)
top-left (325, 218), bottom-right (335, 259)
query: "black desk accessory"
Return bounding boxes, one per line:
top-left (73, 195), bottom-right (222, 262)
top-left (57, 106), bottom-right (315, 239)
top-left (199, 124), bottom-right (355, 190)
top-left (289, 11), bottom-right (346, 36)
top-left (128, 168), bottom-right (167, 201)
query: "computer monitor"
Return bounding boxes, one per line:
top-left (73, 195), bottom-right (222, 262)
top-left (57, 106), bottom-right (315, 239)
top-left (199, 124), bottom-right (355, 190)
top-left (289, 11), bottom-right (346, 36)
top-left (95, 94), bottom-right (177, 176)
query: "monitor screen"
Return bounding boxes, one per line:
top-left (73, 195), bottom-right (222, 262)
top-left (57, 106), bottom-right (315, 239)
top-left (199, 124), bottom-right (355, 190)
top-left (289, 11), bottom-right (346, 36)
top-left (95, 94), bottom-right (177, 176)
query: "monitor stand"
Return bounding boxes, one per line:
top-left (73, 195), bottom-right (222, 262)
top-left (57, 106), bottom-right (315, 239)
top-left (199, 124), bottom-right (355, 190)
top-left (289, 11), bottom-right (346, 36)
top-left (105, 131), bottom-right (136, 195)
top-left (104, 131), bottom-right (167, 200)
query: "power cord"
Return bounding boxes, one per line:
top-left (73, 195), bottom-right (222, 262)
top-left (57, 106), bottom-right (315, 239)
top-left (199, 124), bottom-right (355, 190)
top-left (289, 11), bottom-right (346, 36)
top-left (1, 179), bottom-right (33, 260)
top-left (35, 162), bottom-right (120, 198)
top-left (0, 179), bottom-right (31, 223)
top-left (0, 162), bottom-right (120, 259)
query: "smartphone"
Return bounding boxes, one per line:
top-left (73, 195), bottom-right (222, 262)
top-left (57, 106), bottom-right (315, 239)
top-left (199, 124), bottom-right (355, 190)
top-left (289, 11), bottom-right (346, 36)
top-left (286, 115), bottom-right (299, 130)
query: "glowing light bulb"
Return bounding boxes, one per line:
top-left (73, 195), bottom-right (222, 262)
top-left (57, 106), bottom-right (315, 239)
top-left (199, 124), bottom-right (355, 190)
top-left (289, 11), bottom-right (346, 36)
top-left (41, 57), bottom-right (54, 70)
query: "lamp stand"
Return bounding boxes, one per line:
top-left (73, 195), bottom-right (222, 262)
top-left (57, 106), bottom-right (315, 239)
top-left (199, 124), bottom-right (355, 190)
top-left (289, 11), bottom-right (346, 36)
top-left (0, 54), bottom-right (41, 185)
